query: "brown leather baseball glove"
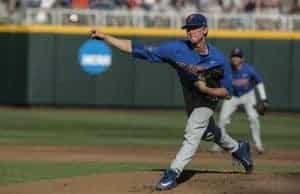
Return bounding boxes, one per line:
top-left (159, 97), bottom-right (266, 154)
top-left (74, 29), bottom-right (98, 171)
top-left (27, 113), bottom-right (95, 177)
top-left (254, 100), bottom-right (269, 116)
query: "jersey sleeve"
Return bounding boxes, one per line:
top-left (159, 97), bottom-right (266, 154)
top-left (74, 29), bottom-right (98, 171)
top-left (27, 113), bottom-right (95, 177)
top-left (249, 65), bottom-right (263, 84)
top-left (131, 41), bottom-right (175, 63)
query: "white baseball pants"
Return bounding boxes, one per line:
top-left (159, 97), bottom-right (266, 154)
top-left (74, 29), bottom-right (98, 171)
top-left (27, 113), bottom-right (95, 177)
top-left (219, 90), bottom-right (263, 151)
top-left (170, 107), bottom-right (239, 174)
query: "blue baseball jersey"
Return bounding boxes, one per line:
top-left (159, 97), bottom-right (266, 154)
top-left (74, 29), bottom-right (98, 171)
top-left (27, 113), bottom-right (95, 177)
top-left (132, 40), bottom-right (233, 113)
top-left (232, 63), bottom-right (263, 97)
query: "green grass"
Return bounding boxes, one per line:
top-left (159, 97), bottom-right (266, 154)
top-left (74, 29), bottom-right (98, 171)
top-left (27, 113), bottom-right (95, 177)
top-left (0, 161), bottom-right (299, 185)
top-left (0, 107), bottom-right (299, 148)
top-left (0, 161), bottom-right (163, 185)
top-left (0, 108), bottom-right (299, 186)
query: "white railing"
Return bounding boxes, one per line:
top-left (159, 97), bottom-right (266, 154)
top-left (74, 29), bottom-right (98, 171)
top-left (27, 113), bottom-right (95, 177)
top-left (18, 8), bottom-right (300, 31)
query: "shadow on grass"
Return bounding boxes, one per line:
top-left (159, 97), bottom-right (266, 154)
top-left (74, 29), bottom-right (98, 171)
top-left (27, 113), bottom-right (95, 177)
top-left (151, 169), bottom-right (243, 185)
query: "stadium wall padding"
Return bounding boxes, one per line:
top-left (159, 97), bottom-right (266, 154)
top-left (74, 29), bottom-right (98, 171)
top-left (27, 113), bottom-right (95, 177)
top-left (1, 32), bottom-right (299, 111)
top-left (0, 33), bottom-right (28, 104)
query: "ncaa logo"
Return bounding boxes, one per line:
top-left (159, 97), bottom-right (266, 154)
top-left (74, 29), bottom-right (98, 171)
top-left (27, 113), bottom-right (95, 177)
top-left (78, 40), bottom-right (112, 75)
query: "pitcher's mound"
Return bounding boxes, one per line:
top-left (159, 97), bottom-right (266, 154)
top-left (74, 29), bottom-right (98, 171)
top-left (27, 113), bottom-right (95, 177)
top-left (0, 170), bottom-right (299, 194)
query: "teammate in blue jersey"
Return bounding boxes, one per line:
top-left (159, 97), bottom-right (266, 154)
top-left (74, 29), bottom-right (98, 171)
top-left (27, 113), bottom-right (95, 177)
top-left (211, 48), bottom-right (268, 154)
top-left (89, 13), bottom-right (253, 191)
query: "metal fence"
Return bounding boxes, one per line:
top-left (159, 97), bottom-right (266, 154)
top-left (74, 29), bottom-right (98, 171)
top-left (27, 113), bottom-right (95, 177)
top-left (14, 8), bottom-right (300, 31)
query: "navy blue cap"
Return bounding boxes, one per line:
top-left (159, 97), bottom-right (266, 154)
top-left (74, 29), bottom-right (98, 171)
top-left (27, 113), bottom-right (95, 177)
top-left (230, 48), bottom-right (244, 58)
top-left (181, 13), bottom-right (207, 29)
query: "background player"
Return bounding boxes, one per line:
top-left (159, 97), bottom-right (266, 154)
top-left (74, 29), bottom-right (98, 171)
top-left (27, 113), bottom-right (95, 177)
top-left (211, 48), bottom-right (268, 154)
top-left (89, 14), bottom-right (253, 191)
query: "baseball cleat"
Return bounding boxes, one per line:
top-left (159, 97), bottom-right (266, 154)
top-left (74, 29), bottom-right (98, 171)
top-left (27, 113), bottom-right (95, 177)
top-left (155, 169), bottom-right (178, 191)
top-left (232, 140), bottom-right (254, 174)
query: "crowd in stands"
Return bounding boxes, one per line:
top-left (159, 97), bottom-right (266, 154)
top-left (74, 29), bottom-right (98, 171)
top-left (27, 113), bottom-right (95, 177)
top-left (1, 0), bottom-right (300, 27)
top-left (1, 0), bottom-right (300, 15)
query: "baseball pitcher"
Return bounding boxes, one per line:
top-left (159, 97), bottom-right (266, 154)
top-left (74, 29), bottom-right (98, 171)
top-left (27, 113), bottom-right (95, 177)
top-left (211, 48), bottom-right (268, 154)
top-left (89, 13), bottom-right (254, 191)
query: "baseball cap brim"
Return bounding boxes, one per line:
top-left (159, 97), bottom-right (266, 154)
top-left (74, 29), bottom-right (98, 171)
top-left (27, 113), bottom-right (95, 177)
top-left (231, 54), bottom-right (243, 58)
top-left (181, 24), bottom-right (206, 29)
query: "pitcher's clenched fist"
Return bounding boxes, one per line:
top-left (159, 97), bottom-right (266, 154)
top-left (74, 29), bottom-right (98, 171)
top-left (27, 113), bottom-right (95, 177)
top-left (89, 29), bottom-right (106, 40)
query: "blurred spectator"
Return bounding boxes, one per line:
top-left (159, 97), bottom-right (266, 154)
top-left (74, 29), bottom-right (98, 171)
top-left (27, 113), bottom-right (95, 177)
top-left (219, 0), bottom-right (235, 12)
top-left (41, 0), bottom-right (56, 8)
top-left (0, 0), bottom-right (8, 19)
top-left (254, 0), bottom-right (282, 30)
top-left (25, 0), bottom-right (41, 7)
top-left (72, 0), bottom-right (89, 9)
top-left (289, 0), bottom-right (300, 14)
top-left (217, 0), bottom-right (244, 13)
top-left (90, 0), bottom-right (117, 9)
top-left (28, 0), bottom-right (56, 23)
top-left (7, 0), bottom-right (17, 15)
top-left (151, 0), bottom-right (172, 12)
top-left (57, 0), bottom-right (71, 7)
top-left (256, 0), bottom-right (281, 14)
top-left (242, 0), bottom-right (256, 13)
top-left (126, 0), bottom-right (143, 9)
top-left (62, 0), bottom-right (89, 26)
top-left (143, 0), bottom-right (156, 10)
top-left (169, 0), bottom-right (196, 13)
top-left (170, 0), bottom-right (185, 10)
top-left (194, 0), bottom-right (222, 13)
top-left (194, 0), bottom-right (209, 12)
top-left (114, 0), bottom-right (128, 8)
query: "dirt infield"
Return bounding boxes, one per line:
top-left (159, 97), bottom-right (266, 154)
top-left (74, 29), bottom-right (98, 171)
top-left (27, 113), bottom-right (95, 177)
top-left (0, 145), bottom-right (300, 194)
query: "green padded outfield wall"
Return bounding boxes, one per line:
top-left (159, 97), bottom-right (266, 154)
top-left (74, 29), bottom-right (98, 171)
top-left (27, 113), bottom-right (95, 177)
top-left (0, 33), bottom-right (28, 104)
top-left (26, 34), bottom-right (179, 107)
top-left (0, 26), bottom-right (300, 111)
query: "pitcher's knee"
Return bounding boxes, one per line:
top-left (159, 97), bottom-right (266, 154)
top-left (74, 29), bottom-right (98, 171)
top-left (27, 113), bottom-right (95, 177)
top-left (187, 117), bottom-right (207, 129)
top-left (183, 132), bottom-right (202, 146)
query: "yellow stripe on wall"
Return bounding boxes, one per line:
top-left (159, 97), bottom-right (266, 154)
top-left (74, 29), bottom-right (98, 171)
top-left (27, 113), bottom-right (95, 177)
top-left (1, 25), bottom-right (300, 40)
